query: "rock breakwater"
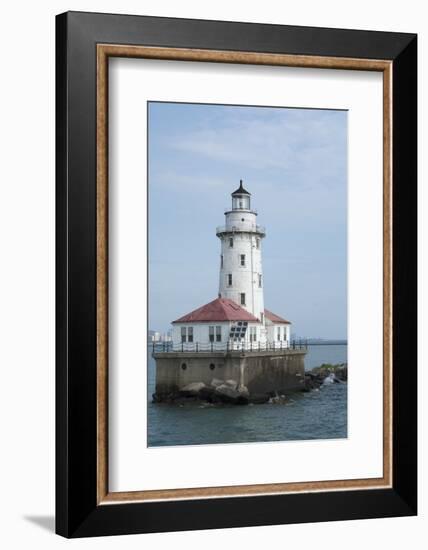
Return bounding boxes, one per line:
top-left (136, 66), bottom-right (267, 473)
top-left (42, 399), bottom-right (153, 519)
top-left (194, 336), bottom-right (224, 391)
top-left (152, 363), bottom-right (347, 405)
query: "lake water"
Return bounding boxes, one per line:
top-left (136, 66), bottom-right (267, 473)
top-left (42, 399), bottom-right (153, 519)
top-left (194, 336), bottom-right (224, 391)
top-left (147, 344), bottom-right (347, 447)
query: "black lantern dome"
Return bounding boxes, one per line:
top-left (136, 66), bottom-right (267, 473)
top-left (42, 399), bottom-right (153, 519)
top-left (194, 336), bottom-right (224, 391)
top-left (231, 179), bottom-right (251, 196)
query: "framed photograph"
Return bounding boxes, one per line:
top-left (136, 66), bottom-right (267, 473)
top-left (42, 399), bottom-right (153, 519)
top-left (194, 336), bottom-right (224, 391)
top-left (56, 11), bottom-right (417, 537)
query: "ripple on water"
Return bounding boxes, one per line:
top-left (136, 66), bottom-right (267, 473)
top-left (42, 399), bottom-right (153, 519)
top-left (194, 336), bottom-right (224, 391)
top-left (147, 383), bottom-right (347, 447)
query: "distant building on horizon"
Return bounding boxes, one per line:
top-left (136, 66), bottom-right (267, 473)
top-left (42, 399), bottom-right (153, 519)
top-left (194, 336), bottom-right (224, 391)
top-left (149, 330), bottom-right (172, 342)
top-left (148, 330), bottom-right (160, 342)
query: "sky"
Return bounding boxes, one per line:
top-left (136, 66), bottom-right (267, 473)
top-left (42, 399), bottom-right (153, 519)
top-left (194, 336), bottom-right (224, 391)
top-left (148, 102), bottom-right (347, 339)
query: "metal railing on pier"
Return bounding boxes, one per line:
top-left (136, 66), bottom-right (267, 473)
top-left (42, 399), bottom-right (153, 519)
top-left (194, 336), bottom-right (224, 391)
top-left (151, 340), bottom-right (308, 354)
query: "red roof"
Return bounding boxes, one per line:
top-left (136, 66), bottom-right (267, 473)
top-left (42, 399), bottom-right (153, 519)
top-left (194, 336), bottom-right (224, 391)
top-left (264, 308), bottom-right (291, 324)
top-left (172, 298), bottom-right (260, 324)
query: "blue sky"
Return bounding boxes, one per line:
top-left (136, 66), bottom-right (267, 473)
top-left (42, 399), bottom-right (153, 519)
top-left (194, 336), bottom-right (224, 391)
top-left (148, 102), bottom-right (347, 339)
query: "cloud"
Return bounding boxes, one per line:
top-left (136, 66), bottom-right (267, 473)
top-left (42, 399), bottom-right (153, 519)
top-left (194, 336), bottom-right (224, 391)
top-left (167, 107), bottom-right (347, 179)
top-left (148, 170), bottom-right (231, 191)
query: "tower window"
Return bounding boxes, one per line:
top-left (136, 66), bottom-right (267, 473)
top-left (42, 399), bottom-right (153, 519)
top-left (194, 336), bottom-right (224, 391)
top-left (240, 254), bottom-right (246, 266)
top-left (229, 237), bottom-right (233, 248)
top-left (240, 293), bottom-right (246, 306)
top-left (256, 238), bottom-right (260, 249)
top-left (227, 274), bottom-right (232, 286)
top-left (239, 200), bottom-right (243, 208)
top-left (220, 254), bottom-right (223, 268)
top-left (258, 274), bottom-right (262, 288)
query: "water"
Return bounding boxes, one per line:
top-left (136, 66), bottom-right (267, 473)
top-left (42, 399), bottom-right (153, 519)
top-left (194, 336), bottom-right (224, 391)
top-left (147, 344), bottom-right (347, 447)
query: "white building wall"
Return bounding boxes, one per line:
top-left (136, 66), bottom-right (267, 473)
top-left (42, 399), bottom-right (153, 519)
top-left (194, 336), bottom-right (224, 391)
top-left (172, 321), bottom-right (265, 349)
top-left (266, 323), bottom-right (291, 347)
top-left (172, 323), bottom-right (224, 347)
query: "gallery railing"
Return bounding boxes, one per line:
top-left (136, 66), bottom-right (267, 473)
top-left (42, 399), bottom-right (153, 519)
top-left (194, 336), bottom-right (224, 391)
top-left (151, 340), bottom-right (308, 353)
top-left (215, 224), bottom-right (266, 236)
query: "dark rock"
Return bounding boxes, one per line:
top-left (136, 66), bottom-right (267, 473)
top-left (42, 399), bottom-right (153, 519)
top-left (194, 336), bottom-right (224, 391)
top-left (302, 373), bottom-right (323, 392)
top-left (269, 393), bottom-right (288, 404)
top-left (152, 393), bottom-right (159, 403)
top-left (152, 392), bottom-right (179, 403)
top-left (335, 365), bottom-right (348, 381)
top-left (215, 384), bottom-right (248, 404)
top-left (199, 386), bottom-right (217, 402)
top-left (248, 393), bottom-right (270, 404)
top-left (305, 363), bottom-right (348, 389)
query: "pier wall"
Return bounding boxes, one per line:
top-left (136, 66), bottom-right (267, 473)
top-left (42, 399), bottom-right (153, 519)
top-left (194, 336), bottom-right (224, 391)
top-left (153, 349), bottom-right (306, 397)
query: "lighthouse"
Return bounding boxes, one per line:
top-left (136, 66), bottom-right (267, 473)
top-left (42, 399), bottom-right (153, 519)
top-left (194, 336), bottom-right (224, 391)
top-left (217, 180), bottom-right (266, 327)
top-left (153, 180), bottom-right (306, 402)
top-left (169, 180), bottom-right (292, 349)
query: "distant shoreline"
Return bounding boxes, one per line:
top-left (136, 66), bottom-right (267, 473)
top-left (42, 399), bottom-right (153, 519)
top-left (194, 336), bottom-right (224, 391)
top-left (304, 339), bottom-right (347, 345)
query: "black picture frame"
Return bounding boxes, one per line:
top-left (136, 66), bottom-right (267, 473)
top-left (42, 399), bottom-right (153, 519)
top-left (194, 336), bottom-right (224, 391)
top-left (56, 11), bottom-right (417, 538)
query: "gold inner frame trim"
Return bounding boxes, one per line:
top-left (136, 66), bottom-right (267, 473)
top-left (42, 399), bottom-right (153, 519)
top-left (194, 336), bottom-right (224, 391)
top-left (96, 44), bottom-right (393, 505)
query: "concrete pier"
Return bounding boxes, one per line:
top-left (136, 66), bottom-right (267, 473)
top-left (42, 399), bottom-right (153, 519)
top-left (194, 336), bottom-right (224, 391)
top-left (153, 348), bottom-right (306, 401)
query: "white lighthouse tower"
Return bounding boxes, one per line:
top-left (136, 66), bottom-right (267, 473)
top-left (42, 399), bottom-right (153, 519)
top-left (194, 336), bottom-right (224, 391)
top-left (216, 181), bottom-right (266, 324)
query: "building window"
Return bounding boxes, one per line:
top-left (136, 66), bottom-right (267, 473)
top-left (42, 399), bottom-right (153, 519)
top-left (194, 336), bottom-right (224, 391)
top-left (210, 326), bottom-right (222, 342)
top-left (249, 326), bottom-right (257, 342)
top-left (240, 254), bottom-right (246, 266)
top-left (229, 321), bottom-right (248, 341)
top-left (180, 326), bottom-right (194, 343)
top-left (261, 312), bottom-right (264, 324)
top-left (229, 237), bottom-right (233, 248)
top-left (227, 273), bottom-right (232, 286)
top-left (256, 238), bottom-right (260, 249)
top-left (277, 327), bottom-right (281, 341)
top-left (240, 293), bottom-right (246, 306)
top-left (220, 254), bottom-right (223, 268)
top-left (258, 274), bottom-right (262, 288)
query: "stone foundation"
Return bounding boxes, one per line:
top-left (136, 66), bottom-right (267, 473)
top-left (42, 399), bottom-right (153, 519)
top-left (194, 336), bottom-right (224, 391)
top-left (153, 349), bottom-right (306, 402)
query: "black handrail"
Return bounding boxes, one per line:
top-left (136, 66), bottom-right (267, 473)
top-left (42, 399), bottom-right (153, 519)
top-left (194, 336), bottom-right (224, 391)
top-left (151, 339), bottom-right (309, 353)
